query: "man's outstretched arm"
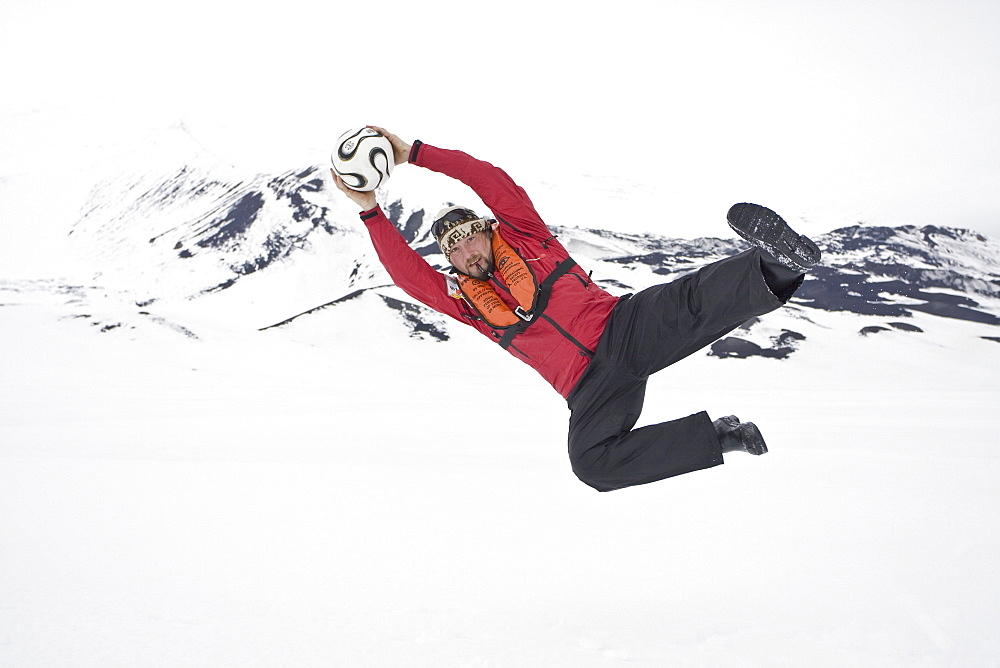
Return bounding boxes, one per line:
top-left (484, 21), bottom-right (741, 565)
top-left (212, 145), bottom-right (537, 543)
top-left (408, 141), bottom-right (551, 240)
top-left (330, 144), bottom-right (465, 319)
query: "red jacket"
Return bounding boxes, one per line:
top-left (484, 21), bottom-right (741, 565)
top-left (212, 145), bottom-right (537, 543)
top-left (359, 141), bottom-right (620, 398)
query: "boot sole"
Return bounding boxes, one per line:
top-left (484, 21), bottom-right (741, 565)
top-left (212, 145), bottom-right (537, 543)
top-left (727, 203), bottom-right (821, 272)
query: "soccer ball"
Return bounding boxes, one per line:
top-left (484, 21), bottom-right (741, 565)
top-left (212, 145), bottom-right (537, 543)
top-left (331, 128), bottom-right (394, 192)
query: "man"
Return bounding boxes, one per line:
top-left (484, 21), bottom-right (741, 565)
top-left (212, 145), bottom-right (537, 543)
top-left (332, 126), bottom-right (821, 492)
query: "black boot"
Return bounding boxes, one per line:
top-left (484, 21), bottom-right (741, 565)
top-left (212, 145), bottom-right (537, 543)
top-left (713, 415), bottom-right (768, 456)
top-left (727, 203), bottom-right (821, 272)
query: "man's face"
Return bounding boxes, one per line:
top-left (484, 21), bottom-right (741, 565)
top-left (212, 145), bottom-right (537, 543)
top-left (448, 231), bottom-right (495, 280)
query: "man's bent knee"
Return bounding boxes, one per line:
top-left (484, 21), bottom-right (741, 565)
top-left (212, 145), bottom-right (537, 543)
top-left (569, 448), bottom-right (620, 492)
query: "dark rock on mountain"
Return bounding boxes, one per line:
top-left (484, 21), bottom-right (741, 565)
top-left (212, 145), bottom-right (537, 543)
top-left (379, 294), bottom-right (450, 342)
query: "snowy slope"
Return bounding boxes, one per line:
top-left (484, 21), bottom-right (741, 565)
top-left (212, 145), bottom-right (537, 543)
top-left (2, 133), bottom-right (1000, 666)
top-left (3, 275), bottom-right (998, 666)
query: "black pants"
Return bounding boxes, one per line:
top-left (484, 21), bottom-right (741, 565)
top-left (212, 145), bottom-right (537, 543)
top-left (566, 249), bottom-right (796, 492)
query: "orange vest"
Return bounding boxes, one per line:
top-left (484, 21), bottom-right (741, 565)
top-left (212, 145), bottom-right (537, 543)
top-left (454, 233), bottom-right (539, 327)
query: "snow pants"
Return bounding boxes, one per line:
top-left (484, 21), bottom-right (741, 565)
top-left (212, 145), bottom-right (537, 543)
top-left (565, 248), bottom-right (795, 492)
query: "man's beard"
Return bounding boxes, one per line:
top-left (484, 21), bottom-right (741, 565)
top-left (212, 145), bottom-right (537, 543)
top-left (465, 256), bottom-right (495, 281)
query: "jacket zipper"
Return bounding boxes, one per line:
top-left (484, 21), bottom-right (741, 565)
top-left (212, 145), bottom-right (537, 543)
top-left (539, 313), bottom-right (595, 358)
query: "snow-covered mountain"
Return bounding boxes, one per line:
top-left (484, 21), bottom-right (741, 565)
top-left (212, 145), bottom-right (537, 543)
top-left (53, 138), bottom-right (1000, 360)
top-left (552, 221), bottom-right (1000, 359)
top-left (5, 129), bottom-right (1000, 667)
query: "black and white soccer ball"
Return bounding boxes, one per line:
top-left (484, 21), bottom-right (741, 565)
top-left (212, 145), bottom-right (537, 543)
top-left (331, 128), bottom-right (394, 192)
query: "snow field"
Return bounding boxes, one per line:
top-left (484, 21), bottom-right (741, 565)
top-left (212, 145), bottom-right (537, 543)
top-left (3, 290), bottom-right (999, 666)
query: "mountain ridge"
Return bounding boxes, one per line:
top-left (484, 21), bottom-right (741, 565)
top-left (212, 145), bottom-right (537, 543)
top-left (51, 156), bottom-right (1000, 359)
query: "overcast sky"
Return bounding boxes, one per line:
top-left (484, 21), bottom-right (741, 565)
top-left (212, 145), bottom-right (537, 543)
top-left (2, 0), bottom-right (999, 276)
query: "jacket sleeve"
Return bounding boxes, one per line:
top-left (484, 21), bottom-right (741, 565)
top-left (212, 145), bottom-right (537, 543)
top-left (360, 206), bottom-right (468, 322)
top-left (408, 141), bottom-right (552, 240)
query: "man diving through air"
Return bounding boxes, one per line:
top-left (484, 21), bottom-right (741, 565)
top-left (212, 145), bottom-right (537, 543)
top-left (332, 127), bottom-right (820, 492)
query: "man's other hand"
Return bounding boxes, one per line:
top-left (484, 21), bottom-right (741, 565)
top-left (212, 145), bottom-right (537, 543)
top-left (331, 170), bottom-right (377, 211)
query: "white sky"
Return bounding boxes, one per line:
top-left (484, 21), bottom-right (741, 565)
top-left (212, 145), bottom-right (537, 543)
top-left (2, 0), bottom-right (999, 275)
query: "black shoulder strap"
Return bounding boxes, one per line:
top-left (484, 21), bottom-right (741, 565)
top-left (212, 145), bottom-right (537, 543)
top-left (497, 257), bottom-right (577, 350)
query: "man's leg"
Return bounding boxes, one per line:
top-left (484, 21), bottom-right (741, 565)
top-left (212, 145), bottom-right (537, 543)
top-left (565, 204), bottom-right (821, 492)
top-left (567, 352), bottom-right (722, 492)
top-left (566, 250), bottom-right (781, 491)
top-left (620, 247), bottom-right (789, 376)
